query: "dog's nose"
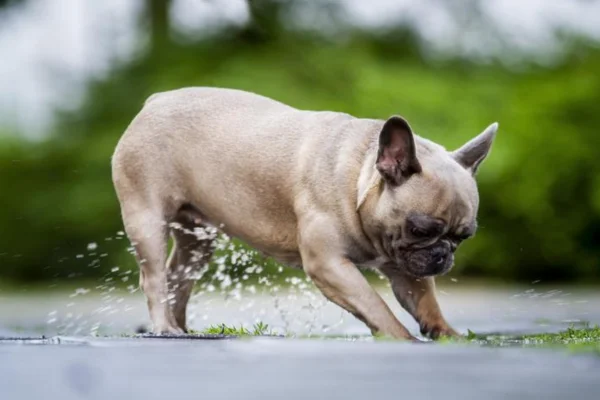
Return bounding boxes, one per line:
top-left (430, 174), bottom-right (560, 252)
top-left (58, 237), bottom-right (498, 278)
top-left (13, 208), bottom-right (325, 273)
top-left (431, 247), bottom-right (447, 265)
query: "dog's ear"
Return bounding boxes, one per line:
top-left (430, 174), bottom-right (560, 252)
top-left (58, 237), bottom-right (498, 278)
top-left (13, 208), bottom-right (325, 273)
top-left (451, 122), bottom-right (498, 175)
top-left (376, 116), bottom-right (422, 185)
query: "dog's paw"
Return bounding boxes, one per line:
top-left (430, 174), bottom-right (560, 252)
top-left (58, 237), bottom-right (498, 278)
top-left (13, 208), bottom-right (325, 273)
top-left (151, 324), bottom-right (185, 336)
top-left (420, 323), bottom-right (460, 340)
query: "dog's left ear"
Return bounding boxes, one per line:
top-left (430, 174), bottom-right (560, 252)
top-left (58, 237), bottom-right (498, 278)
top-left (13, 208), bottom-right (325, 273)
top-left (376, 116), bottom-right (422, 185)
top-left (452, 122), bottom-right (498, 175)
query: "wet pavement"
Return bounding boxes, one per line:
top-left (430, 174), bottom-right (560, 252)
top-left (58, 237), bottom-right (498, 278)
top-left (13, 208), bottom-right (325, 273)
top-left (2, 283), bottom-right (600, 337)
top-left (2, 335), bottom-right (599, 400)
top-left (1, 283), bottom-right (600, 399)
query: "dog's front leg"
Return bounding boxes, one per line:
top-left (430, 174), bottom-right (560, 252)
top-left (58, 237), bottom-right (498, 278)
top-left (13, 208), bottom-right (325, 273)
top-left (381, 265), bottom-right (459, 339)
top-left (305, 256), bottom-right (416, 340)
top-left (299, 218), bottom-right (416, 341)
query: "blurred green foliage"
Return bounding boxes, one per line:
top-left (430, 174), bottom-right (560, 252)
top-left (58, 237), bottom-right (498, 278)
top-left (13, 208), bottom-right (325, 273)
top-left (1, 0), bottom-right (599, 283)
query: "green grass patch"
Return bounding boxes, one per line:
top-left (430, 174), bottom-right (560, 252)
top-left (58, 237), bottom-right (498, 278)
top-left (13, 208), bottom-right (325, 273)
top-left (126, 321), bottom-right (600, 355)
top-left (445, 324), bottom-right (600, 355)
top-left (193, 321), bottom-right (277, 336)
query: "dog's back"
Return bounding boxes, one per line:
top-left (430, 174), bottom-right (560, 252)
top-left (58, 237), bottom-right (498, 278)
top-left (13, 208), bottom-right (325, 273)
top-left (112, 87), bottom-right (370, 263)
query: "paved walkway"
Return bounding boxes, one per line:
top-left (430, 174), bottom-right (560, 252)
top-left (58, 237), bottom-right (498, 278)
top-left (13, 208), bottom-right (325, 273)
top-left (1, 283), bottom-right (599, 400)
top-left (1, 283), bottom-right (599, 337)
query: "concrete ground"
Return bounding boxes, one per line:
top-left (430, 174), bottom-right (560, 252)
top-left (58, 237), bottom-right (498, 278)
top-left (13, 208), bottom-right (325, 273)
top-left (1, 282), bottom-right (600, 399)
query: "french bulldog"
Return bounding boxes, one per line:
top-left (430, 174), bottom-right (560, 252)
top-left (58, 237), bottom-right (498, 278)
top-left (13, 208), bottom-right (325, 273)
top-left (111, 87), bottom-right (497, 341)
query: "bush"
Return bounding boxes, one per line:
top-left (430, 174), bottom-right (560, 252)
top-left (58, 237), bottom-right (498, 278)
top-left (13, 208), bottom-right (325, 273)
top-left (1, 24), bottom-right (599, 283)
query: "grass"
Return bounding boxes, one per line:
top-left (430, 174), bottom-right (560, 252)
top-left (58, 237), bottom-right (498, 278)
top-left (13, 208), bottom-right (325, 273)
top-left (439, 324), bottom-right (600, 354)
top-left (192, 321), bottom-right (277, 337)
top-left (186, 322), bottom-right (600, 355)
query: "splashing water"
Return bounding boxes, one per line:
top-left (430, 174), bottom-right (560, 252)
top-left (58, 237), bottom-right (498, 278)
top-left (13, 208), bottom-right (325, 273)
top-left (42, 226), bottom-right (357, 337)
top-left (24, 226), bottom-right (600, 339)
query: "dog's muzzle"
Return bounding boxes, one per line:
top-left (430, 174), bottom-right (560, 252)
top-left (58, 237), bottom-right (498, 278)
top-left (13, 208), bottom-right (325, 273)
top-left (401, 240), bottom-right (455, 277)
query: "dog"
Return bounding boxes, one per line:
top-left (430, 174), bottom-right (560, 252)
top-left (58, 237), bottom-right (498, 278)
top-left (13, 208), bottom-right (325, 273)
top-left (111, 87), bottom-right (497, 341)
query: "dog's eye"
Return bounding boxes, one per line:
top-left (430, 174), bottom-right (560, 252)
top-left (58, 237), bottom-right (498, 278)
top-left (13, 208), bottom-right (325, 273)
top-left (450, 233), bottom-right (471, 242)
top-left (410, 227), bottom-right (432, 238)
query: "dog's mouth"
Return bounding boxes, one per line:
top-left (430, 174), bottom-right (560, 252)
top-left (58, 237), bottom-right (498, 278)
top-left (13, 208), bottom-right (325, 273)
top-left (403, 248), bottom-right (454, 277)
top-left (387, 240), bottom-right (455, 277)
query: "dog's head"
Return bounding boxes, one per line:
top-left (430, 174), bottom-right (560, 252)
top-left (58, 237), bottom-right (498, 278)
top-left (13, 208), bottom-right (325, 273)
top-left (358, 116), bottom-right (498, 278)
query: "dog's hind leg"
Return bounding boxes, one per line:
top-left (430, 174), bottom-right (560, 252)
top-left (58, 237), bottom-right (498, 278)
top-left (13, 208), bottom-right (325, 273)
top-left (120, 202), bottom-right (183, 334)
top-left (167, 213), bottom-right (216, 331)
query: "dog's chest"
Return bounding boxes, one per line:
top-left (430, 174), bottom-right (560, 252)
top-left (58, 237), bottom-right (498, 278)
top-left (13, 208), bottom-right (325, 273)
top-left (263, 249), bottom-right (303, 269)
top-left (355, 255), bottom-right (391, 269)
top-left (346, 240), bottom-right (391, 269)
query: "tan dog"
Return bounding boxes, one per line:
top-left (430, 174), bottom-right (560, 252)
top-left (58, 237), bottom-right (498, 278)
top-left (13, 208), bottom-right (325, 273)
top-left (111, 87), bottom-right (497, 341)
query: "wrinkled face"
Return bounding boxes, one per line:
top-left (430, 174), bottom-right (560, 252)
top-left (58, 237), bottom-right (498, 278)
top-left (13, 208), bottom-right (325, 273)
top-left (365, 116), bottom-right (497, 277)
top-left (384, 209), bottom-right (477, 278)
top-left (375, 161), bottom-right (480, 277)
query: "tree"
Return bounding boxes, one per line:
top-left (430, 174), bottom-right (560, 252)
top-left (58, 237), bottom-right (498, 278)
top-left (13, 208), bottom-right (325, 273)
top-left (145, 0), bottom-right (172, 54)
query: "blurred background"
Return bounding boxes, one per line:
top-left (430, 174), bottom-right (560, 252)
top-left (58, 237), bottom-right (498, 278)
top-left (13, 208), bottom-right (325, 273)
top-left (1, 0), bottom-right (600, 292)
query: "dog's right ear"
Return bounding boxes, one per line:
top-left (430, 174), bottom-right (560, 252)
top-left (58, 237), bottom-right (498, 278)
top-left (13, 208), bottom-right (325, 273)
top-left (451, 122), bottom-right (498, 176)
top-left (376, 116), bottom-right (422, 185)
